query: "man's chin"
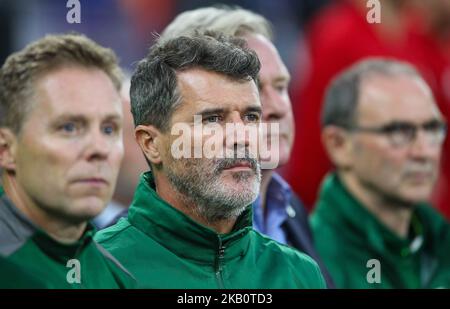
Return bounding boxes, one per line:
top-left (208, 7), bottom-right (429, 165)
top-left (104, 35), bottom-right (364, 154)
top-left (219, 169), bottom-right (258, 184)
top-left (278, 145), bottom-right (292, 165)
top-left (388, 191), bottom-right (431, 208)
top-left (402, 193), bottom-right (432, 205)
top-left (401, 181), bottom-right (434, 199)
top-left (68, 198), bottom-right (107, 221)
top-left (259, 148), bottom-right (290, 170)
top-left (219, 177), bottom-right (259, 201)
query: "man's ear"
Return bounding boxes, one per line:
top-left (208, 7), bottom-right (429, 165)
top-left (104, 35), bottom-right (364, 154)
top-left (0, 128), bottom-right (17, 171)
top-left (135, 125), bottom-right (163, 165)
top-left (321, 125), bottom-right (354, 170)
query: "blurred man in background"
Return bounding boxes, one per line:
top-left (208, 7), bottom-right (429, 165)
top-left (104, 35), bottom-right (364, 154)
top-left (287, 0), bottom-right (450, 221)
top-left (312, 58), bottom-right (450, 288)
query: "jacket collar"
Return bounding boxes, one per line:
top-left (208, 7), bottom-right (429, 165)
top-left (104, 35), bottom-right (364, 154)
top-left (127, 172), bottom-right (253, 263)
top-left (32, 225), bottom-right (96, 263)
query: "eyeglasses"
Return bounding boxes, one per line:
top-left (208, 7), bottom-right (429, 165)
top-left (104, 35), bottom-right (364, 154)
top-left (347, 120), bottom-right (447, 147)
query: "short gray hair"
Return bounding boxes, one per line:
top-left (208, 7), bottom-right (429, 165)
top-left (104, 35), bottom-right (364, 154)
top-left (160, 5), bottom-right (273, 43)
top-left (321, 58), bottom-right (428, 128)
top-left (130, 32), bottom-right (260, 131)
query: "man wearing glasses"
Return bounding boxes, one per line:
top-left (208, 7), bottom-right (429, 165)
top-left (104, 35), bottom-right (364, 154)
top-left (311, 58), bottom-right (450, 288)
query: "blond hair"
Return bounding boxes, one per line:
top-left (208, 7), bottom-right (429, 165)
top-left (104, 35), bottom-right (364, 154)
top-left (0, 33), bottom-right (123, 133)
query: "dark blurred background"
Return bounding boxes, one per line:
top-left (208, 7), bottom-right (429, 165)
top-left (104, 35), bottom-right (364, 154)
top-left (0, 0), bottom-right (329, 72)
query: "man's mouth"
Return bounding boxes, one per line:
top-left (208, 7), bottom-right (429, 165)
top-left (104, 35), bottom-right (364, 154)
top-left (72, 177), bottom-right (109, 187)
top-left (222, 161), bottom-right (253, 171)
top-left (217, 159), bottom-right (256, 173)
top-left (405, 172), bottom-right (432, 183)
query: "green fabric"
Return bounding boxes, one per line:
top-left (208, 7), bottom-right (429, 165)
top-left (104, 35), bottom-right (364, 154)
top-left (0, 256), bottom-right (46, 288)
top-left (0, 187), bottom-right (136, 289)
top-left (96, 172), bottom-right (326, 289)
top-left (311, 173), bottom-right (450, 289)
top-left (6, 227), bottom-right (135, 289)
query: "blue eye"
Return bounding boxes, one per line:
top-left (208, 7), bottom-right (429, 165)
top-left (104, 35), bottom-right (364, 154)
top-left (61, 122), bottom-right (76, 132)
top-left (102, 124), bottom-right (116, 135)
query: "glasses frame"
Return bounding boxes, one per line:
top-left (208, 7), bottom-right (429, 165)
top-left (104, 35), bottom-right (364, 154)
top-left (345, 120), bottom-right (448, 147)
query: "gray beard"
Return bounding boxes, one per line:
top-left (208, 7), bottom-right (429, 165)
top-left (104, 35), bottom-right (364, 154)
top-left (166, 157), bottom-right (261, 223)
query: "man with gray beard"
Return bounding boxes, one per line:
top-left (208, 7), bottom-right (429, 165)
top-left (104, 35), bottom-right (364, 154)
top-left (95, 33), bottom-right (326, 288)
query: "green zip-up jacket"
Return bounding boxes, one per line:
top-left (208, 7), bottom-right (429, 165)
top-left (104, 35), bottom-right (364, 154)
top-left (311, 173), bottom-right (450, 288)
top-left (0, 187), bottom-right (136, 289)
top-left (95, 172), bottom-right (326, 289)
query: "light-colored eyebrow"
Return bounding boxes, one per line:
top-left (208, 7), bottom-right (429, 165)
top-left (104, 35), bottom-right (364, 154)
top-left (273, 75), bottom-right (291, 84)
top-left (258, 75), bottom-right (290, 90)
top-left (53, 113), bottom-right (122, 123)
top-left (102, 114), bottom-right (123, 122)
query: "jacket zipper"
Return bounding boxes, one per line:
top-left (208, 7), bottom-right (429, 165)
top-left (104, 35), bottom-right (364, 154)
top-left (215, 237), bottom-right (225, 289)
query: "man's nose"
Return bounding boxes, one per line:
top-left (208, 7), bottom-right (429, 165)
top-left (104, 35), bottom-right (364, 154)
top-left (409, 129), bottom-right (442, 160)
top-left (84, 129), bottom-right (110, 161)
top-left (261, 88), bottom-right (288, 122)
top-left (224, 112), bottom-right (251, 154)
